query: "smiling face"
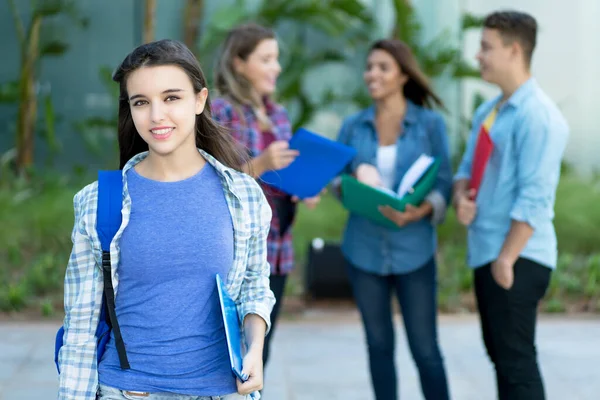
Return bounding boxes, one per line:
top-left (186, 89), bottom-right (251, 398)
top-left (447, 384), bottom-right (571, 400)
top-left (126, 65), bottom-right (208, 158)
top-left (363, 49), bottom-right (408, 101)
top-left (234, 38), bottom-right (281, 97)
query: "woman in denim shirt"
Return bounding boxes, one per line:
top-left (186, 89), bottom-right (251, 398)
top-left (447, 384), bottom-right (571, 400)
top-left (336, 39), bottom-right (452, 400)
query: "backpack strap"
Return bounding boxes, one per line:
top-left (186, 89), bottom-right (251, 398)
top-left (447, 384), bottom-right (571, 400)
top-left (97, 170), bottom-right (130, 370)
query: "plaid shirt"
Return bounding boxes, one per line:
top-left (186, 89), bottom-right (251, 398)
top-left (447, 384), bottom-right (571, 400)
top-left (211, 97), bottom-right (295, 275)
top-left (57, 150), bottom-right (275, 400)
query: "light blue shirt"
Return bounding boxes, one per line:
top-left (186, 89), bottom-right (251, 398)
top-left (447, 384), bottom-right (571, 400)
top-left (337, 101), bottom-right (453, 275)
top-left (455, 78), bottom-right (569, 269)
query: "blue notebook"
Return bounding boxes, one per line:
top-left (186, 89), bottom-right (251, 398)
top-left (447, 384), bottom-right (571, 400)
top-left (216, 274), bottom-right (248, 382)
top-left (260, 128), bottom-right (357, 198)
top-left (216, 275), bottom-right (260, 399)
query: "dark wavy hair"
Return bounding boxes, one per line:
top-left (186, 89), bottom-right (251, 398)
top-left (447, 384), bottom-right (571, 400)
top-left (369, 39), bottom-right (445, 109)
top-left (112, 39), bottom-right (246, 170)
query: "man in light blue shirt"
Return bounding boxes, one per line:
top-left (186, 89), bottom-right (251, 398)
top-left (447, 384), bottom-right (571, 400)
top-left (453, 11), bottom-right (569, 400)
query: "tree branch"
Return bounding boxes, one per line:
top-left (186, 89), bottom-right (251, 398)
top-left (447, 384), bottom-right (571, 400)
top-left (8, 0), bottom-right (26, 52)
top-left (143, 0), bottom-right (156, 44)
top-left (183, 0), bottom-right (203, 51)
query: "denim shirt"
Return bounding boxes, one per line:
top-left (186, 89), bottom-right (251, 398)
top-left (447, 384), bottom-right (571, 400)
top-left (455, 78), bottom-right (569, 269)
top-left (336, 101), bottom-right (453, 275)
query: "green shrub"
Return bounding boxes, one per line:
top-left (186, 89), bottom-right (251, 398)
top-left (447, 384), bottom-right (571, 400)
top-left (0, 283), bottom-right (29, 311)
top-left (26, 253), bottom-right (65, 296)
top-left (1, 169), bottom-right (599, 315)
top-left (0, 171), bottom-right (86, 314)
top-left (290, 174), bottom-right (600, 313)
top-left (544, 298), bottom-right (567, 313)
top-left (41, 298), bottom-right (55, 317)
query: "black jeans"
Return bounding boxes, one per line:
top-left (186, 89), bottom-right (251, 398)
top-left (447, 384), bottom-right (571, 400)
top-left (346, 258), bottom-right (450, 400)
top-left (262, 273), bottom-right (288, 367)
top-left (474, 257), bottom-right (551, 400)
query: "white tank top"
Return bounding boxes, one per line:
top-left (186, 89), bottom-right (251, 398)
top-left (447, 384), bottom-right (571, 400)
top-left (376, 144), bottom-right (397, 190)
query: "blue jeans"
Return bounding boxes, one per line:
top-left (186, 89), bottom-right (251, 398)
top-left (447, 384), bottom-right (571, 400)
top-left (98, 384), bottom-right (248, 400)
top-left (346, 257), bottom-right (450, 400)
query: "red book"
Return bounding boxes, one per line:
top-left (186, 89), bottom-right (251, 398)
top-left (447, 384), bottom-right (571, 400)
top-left (469, 110), bottom-right (496, 199)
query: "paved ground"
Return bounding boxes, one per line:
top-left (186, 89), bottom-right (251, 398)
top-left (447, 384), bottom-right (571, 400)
top-left (1, 311), bottom-right (599, 400)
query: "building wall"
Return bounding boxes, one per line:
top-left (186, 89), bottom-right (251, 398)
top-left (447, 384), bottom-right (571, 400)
top-left (0, 0), bottom-right (191, 170)
top-left (2, 0), bottom-right (596, 174)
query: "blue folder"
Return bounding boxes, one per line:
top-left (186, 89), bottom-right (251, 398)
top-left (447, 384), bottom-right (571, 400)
top-left (216, 274), bottom-right (248, 382)
top-left (260, 128), bottom-right (357, 198)
top-left (216, 275), bottom-right (260, 399)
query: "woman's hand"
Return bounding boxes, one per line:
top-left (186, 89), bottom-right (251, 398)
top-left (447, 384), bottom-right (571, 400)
top-left (237, 314), bottom-right (267, 395)
top-left (378, 204), bottom-right (425, 227)
top-left (301, 196), bottom-right (321, 209)
top-left (259, 140), bottom-right (299, 171)
top-left (292, 188), bottom-right (326, 210)
top-left (356, 163), bottom-right (382, 187)
top-left (236, 346), bottom-right (263, 395)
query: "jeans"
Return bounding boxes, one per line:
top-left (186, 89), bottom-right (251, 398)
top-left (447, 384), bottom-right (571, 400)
top-left (346, 257), bottom-right (450, 400)
top-left (474, 257), bottom-right (551, 400)
top-left (262, 274), bottom-right (288, 367)
top-left (98, 384), bottom-right (248, 400)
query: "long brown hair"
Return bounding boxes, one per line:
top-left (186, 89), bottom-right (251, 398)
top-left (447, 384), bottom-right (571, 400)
top-left (370, 39), bottom-right (445, 109)
top-left (112, 39), bottom-right (246, 170)
top-left (214, 23), bottom-right (276, 128)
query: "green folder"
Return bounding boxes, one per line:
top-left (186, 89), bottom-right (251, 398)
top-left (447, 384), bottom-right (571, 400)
top-left (341, 160), bottom-right (440, 229)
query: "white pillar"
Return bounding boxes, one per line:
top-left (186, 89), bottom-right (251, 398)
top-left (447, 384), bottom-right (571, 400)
top-left (412, 0), bottom-right (463, 155)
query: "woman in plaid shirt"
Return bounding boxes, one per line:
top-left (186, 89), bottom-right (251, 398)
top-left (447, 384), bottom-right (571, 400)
top-left (57, 40), bottom-right (275, 400)
top-left (211, 23), bottom-right (321, 370)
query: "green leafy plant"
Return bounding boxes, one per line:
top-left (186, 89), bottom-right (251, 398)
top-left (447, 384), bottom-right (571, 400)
top-left (391, 1), bottom-right (482, 79)
top-left (73, 66), bottom-right (120, 164)
top-left (5, 0), bottom-right (87, 175)
top-left (41, 298), bottom-right (55, 317)
top-left (196, 0), bottom-right (374, 130)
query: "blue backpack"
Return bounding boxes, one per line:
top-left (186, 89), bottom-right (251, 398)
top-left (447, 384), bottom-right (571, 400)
top-left (54, 170), bottom-right (130, 373)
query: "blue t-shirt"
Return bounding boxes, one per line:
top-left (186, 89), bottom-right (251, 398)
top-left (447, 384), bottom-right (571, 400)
top-left (98, 163), bottom-right (237, 396)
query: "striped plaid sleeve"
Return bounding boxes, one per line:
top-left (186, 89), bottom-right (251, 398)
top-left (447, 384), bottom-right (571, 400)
top-left (235, 175), bottom-right (275, 335)
top-left (272, 104), bottom-right (293, 141)
top-left (57, 182), bottom-right (103, 400)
